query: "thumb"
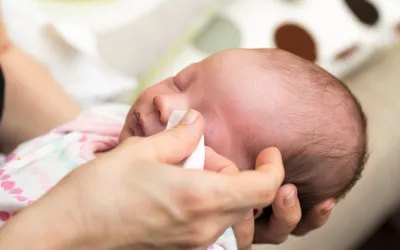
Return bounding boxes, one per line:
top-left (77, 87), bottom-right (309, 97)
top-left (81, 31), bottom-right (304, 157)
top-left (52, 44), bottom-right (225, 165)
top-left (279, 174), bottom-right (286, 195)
top-left (226, 147), bottom-right (285, 210)
top-left (141, 109), bottom-right (204, 164)
top-left (204, 147), bottom-right (239, 174)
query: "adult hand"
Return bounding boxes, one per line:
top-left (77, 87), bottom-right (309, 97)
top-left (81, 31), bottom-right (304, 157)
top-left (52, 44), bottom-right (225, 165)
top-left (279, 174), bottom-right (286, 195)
top-left (0, 7), bottom-right (81, 153)
top-left (0, 5), bottom-right (10, 55)
top-left (204, 148), bottom-right (335, 248)
top-left (253, 185), bottom-right (335, 244)
top-left (203, 146), bottom-right (280, 250)
top-left (0, 110), bottom-right (285, 250)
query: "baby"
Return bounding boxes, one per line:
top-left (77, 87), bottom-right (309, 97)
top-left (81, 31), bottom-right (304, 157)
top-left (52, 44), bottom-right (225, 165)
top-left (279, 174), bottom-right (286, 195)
top-left (119, 48), bottom-right (367, 213)
top-left (0, 48), bottom-right (367, 248)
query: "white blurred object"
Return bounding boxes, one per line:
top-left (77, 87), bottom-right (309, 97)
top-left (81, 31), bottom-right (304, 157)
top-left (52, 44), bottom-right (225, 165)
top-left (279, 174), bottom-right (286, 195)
top-left (47, 0), bottom-right (216, 77)
top-left (165, 110), bottom-right (205, 170)
top-left (150, 0), bottom-right (400, 83)
top-left (223, 0), bottom-right (399, 77)
top-left (2, 0), bottom-right (137, 107)
top-left (2, 0), bottom-right (216, 106)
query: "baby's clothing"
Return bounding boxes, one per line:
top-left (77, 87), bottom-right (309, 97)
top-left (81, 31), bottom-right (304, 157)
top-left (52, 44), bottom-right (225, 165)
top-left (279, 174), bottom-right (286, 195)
top-left (0, 104), bottom-right (237, 250)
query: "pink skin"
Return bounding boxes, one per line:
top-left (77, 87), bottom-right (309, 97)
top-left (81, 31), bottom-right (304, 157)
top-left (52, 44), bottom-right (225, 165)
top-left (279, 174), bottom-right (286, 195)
top-left (119, 49), bottom-right (291, 170)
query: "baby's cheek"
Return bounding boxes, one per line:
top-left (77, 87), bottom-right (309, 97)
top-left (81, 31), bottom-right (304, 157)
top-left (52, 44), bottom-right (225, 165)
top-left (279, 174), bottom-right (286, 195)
top-left (204, 135), bottom-right (250, 171)
top-left (202, 113), bottom-right (251, 170)
top-left (203, 124), bottom-right (227, 156)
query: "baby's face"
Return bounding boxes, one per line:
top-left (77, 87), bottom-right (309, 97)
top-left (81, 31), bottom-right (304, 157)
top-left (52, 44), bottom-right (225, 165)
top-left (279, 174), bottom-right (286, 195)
top-left (120, 49), bottom-right (285, 170)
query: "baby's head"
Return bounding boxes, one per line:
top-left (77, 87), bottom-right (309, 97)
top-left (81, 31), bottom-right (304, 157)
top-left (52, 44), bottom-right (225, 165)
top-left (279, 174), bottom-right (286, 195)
top-left (120, 48), bottom-right (367, 213)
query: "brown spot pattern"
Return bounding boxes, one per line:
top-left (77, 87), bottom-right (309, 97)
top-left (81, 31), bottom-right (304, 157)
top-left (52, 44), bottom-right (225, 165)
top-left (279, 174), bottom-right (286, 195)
top-left (335, 44), bottom-right (359, 61)
top-left (344, 0), bottom-right (380, 26)
top-left (274, 23), bottom-right (317, 62)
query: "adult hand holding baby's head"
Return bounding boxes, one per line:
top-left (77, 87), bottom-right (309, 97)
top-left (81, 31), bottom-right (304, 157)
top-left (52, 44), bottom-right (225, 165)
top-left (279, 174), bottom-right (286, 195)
top-left (253, 190), bottom-right (334, 244)
top-left (253, 186), bottom-right (334, 245)
top-left (205, 146), bottom-right (286, 250)
top-left (1, 109), bottom-right (285, 250)
top-left (206, 140), bottom-right (334, 247)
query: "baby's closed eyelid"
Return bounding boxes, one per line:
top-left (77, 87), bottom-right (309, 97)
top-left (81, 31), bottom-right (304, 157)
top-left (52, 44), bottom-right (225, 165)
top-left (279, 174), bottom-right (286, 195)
top-left (169, 77), bottom-right (181, 92)
top-left (174, 76), bottom-right (190, 92)
top-left (175, 64), bottom-right (197, 90)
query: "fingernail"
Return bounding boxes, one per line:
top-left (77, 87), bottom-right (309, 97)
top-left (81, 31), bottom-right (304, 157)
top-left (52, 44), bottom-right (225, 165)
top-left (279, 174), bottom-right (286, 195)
top-left (179, 109), bottom-right (198, 125)
top-left (244, 209), bottom-right (253, 220)
top-left (283, 189), bottom-right (296, 207)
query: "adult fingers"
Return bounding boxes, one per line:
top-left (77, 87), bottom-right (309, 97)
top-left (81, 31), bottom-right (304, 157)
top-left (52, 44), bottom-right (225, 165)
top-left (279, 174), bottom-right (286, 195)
top-left (292, 199), bottom-right (335, 236)
top-left (224, 147), bottom-right (285, 211)
top-left (253, 184), bottom-right (301, 244)
top-left (205, 147), bottom-right (252, 249)
top-left (129, 109), bottom-right (204, 164)
top-left (233, 213), bottom-right (255, 250)
top-left (255, 147), bottom-right (284, 174)
top-left (204, 146), bottom-right (239, 175)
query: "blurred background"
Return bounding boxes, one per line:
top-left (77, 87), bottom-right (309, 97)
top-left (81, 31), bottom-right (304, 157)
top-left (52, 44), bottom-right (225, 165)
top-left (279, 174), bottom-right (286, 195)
top-left (2, 0), bottom-right (400, 249)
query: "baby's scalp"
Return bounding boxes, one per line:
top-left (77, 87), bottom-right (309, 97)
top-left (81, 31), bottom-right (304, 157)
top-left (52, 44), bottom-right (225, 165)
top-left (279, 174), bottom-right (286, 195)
top-left (192, 48), bottom-right (367, 211)
top-left (237, 49), bottom-right (367, 213)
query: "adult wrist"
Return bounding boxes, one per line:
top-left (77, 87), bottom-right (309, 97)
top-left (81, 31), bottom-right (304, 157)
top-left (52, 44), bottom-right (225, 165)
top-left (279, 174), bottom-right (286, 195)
top-left (0, 181), bottom-right (97, 250)
top-left (0, 20), bottom-right (10, 57)
top-left (0, 200), bottom-right (89, 250)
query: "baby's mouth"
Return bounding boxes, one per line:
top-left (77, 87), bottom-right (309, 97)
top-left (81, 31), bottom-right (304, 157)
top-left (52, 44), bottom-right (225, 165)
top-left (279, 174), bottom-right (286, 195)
top-left (130, 112), bottom-right (145, 137)
top-left (137, 112), bottom-right (147, 137)
top-left (132, 110), bottom-right (165, 137)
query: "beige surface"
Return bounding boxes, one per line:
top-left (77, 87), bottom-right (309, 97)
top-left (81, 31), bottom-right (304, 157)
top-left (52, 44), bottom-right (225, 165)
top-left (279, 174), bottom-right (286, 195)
top-left (254, 44), bottom-right (400, 250)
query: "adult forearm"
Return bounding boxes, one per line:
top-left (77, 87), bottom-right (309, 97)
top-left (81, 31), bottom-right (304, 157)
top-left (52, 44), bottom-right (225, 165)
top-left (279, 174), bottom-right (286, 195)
top-left (0, 210), bottom-right (68, 250)
top-left (0, 196), bottom-right (87, 250)
top-left (0, 45), bottom-right (81, 153)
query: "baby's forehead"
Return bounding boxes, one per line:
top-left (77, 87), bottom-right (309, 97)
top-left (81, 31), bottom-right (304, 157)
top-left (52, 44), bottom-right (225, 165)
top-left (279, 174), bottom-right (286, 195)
top-left (195, 49), bottom-right (320, 121)
top-left (205, 57), bottom-right (288, 99)
top-left (201, 50), bottom-right (293, 84)
top-left (194, 52), bottom-right (292, 119)
top-left (202, 49), bottom-right (266, 70)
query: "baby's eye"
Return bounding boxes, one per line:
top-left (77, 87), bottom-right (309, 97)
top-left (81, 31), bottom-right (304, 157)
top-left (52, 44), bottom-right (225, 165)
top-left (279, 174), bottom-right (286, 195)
top-left (171, 77), bottom-right (181, 92)
top-left (173, 77), bottom-right (187, 92)
top-left (174, 64), bottom-right (195, 91)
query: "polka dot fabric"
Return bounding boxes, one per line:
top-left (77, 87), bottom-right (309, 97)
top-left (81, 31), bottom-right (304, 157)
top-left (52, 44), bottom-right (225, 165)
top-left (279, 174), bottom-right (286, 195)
top-left (188, 0), bottom-right (400, 79)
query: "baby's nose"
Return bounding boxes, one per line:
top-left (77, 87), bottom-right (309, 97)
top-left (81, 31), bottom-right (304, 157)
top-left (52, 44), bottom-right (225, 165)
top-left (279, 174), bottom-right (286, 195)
top-left (153, 94), bottom-right (188, 124)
